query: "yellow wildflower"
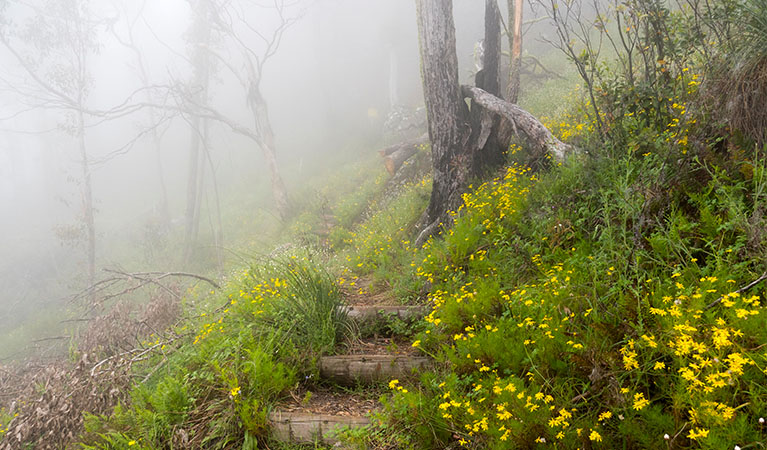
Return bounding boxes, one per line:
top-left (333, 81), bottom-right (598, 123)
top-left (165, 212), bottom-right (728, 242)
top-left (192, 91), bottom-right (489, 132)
top-left (633, 393), bottom-right (649, 410)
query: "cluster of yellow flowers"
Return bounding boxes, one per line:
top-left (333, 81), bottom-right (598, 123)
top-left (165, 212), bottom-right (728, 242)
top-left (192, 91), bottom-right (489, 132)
top-left (0, 410), bottom-right (18, 439)
top-left (622, 271), bottom-right (764, 441)
top-left (192, 276), bottom-right (284, 344)
top-left (381, 156), bottom-right (767, 447)
top-left (338, 174), bottom-right (431, 274)
top-left (539, 85), bottom-right (594, 143)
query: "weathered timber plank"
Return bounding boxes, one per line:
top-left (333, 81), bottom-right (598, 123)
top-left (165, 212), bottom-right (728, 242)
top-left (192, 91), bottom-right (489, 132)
top-left (340, 305), bottom-right (427, 322)
top-left (319, 355), bottom-right (432, 385)
top-left (269, 410), bottom-right (370, 444)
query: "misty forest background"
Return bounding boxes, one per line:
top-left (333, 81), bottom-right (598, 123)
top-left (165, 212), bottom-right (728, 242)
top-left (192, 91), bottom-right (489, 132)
top-left (1, 0), bottom-right (767, 448)
top-left (0, 0), bottom-right (473, 356)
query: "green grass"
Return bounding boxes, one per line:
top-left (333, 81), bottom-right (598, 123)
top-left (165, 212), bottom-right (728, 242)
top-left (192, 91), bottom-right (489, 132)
top-left (67, 146), bottom-right (431, 449)
top-left (56, 106), bottom-right (767, 449)
top-left (334, 81), bottom-right (767, 450)
top-left (78, 253), bottom-right (350, 449)
top-left (347, 142), bottom-right (767, 448)
top-left (12, 4), bottom-right (767, 448)
top-left (333, 171), bottom-right (431, 303)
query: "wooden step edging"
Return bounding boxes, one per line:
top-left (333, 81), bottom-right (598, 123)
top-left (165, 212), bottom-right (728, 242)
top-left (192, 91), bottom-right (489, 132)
top-left (341, 305), bottom-right (427, 322)
top-left (269, 303), bottom-right (431, 444)
top-left (269, 410), bottom-right (370, 445)
top-left (319, 354), bottom-right (432, 386)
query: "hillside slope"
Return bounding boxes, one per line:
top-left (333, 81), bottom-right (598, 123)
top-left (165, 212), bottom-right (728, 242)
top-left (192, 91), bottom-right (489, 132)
top-left (3, 1), bottom-right (767, 447)
top-left (55, 104), bottom-right (767, 449)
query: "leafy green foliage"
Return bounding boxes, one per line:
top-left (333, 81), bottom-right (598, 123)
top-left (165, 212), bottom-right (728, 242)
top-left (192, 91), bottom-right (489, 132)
top-left (340, 14), bottom-right (767, 444)
top-left (43, 3), bottom-right (767, 448)
top-left (78, 255), bottom-right (348, 448)
top-left (335, 174), bottom-right (431, 303)
top-left (253, 258), bottom-right (350, 356)
top-left (356, 145), bottom-right (767, 448)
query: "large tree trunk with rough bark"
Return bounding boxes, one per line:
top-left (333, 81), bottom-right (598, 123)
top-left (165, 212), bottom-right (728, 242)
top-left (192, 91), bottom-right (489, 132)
top-left (415, 0), bottom-right (573, 245)
top-left (415, 0), bottom-right (473, 244)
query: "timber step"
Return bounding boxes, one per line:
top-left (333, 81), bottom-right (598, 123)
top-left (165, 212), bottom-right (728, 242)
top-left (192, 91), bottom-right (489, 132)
top-left (341, 304), bottom-right (427, 322)
top-left (268, 390), bottom-right (377, 445)
top-left (269, 410), bottom-right (370, 445)
top-left (269, 288), bottom-right (429, 446)
top-left (319, 354), bottom-right (432, 386)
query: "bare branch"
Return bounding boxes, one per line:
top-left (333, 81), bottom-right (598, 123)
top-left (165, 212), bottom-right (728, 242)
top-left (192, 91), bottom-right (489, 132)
top-left (0, 34), bottom-right (78, 107)
top-left (705, 272), bottom-right (767, 310)
top-left (71, 268), bottom-right (220, 313)
top-left (90, 332), bottom-right (187, 377)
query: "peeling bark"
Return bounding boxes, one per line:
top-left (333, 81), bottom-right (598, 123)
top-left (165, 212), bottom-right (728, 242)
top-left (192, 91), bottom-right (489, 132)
top-left (470, 0), bottom-right (506, 176)
top-left (415, 0), bottom-right (473, 245)
top-left (463, 85), bottom-right (573, 161)
top-left (507, 0), bottom-right (524, 103)
top-left (415, 0), bottom-right (573, 246)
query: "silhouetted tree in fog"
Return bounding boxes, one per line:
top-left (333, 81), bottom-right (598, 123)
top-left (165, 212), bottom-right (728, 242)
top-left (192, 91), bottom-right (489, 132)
top-left (182, 0), bottom-right (216, 265)
top-left (177, 0), bottom-right (295, 222)
top-left (108, 0), bottom-right (172, 230)
top-left (0, 0), bottom-right (100, 284)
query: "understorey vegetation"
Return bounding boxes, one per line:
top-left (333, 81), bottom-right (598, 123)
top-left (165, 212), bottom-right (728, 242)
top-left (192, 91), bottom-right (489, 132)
top-left (1, 0), bottom-right (766, 448)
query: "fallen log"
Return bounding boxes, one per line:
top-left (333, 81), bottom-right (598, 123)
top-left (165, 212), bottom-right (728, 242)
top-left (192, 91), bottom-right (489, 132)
top-left (461, 85), bottom-right (574, 161)
top-left (378, 134), bottom-right (430, 175)
top-left (377, 133), bottom-right (429, 157)
top-left (384, 146), bottom-right (418, 175)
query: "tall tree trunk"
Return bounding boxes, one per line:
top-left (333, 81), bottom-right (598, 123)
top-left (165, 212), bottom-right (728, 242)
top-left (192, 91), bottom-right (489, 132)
top-left (152, 129), bottom-right (170, 225)
top-left (77, 108), bottom-right (96, 286)
top-left (75, 2), bottom-right (95, 286)
top-left (507, 0), bottom-right (523, 103)
top-left (248, 84), bottom-right (290, 221)
top-left (470, 0), bottom-right (506, 176)
top-left (184, 0), bottom-right (212, 264)
top-left (183, 115), bottom-right (202, 264)
top-left (388, 46), bottom-right (399, 109)
top-left (202, 140), bottom-right (225, 275)
top-left (192, 122), bottom-right (207, 244)
top-left (415, 0), bottom-right (473, 244)
top-left (414, 0), bottom-right (572, 246)
top-left (143, 87), bottom-right (171, 228)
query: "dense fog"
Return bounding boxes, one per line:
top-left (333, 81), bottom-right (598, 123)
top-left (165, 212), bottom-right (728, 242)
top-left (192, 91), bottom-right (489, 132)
top-left (0, 0), bottom-right (510, 358)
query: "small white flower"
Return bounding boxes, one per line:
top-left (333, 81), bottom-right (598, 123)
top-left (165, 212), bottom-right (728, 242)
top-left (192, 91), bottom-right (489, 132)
top-left (760, 417), bottom-right (765, 424)
top-left (664, 434), bottom-right (670, 440)
top-left (734, 446), bottom-right (741, 450)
